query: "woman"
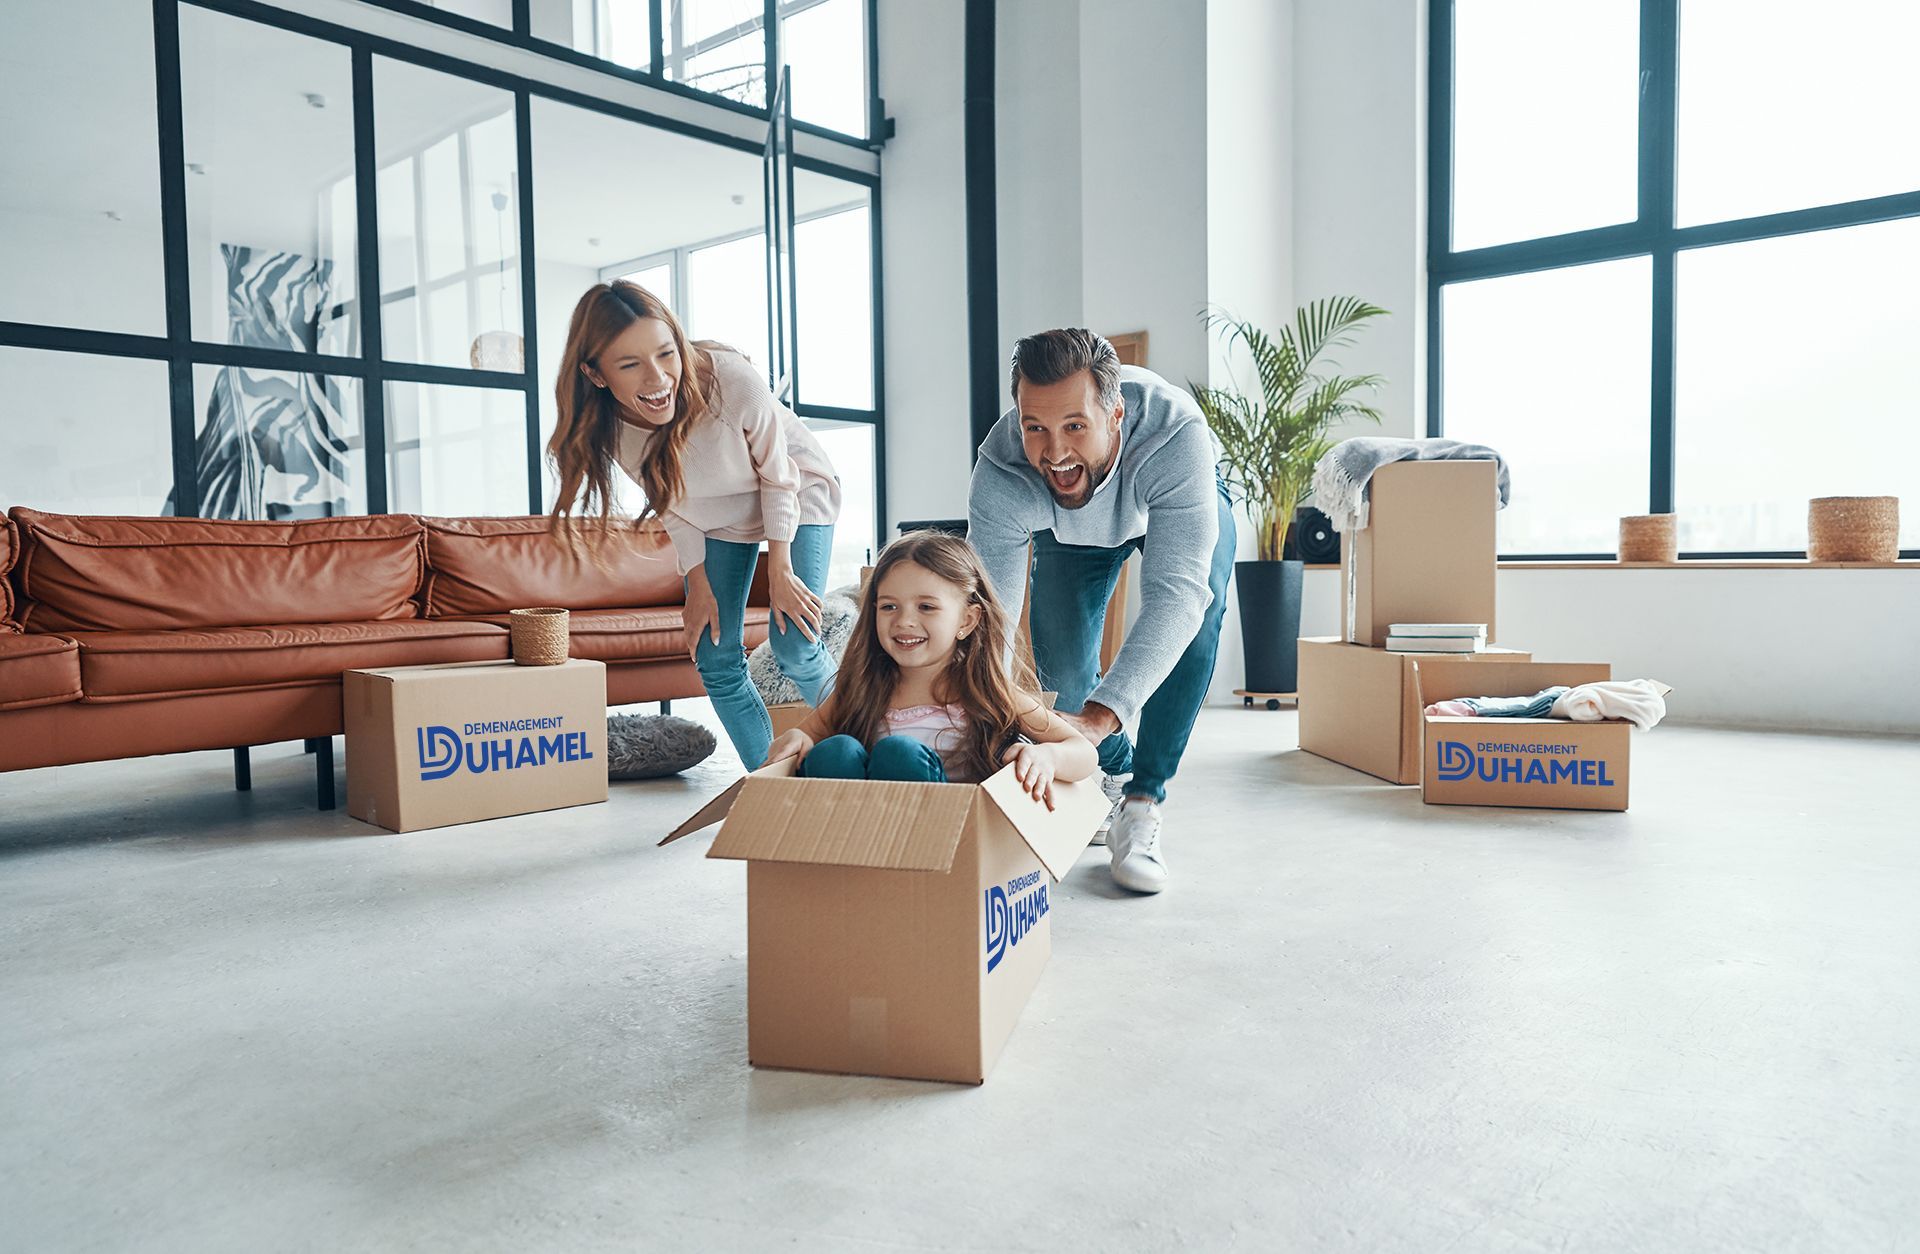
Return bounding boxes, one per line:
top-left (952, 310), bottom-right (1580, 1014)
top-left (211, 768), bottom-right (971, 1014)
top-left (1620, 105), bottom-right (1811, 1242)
top-left (548, 280), bottom-right (840, 769)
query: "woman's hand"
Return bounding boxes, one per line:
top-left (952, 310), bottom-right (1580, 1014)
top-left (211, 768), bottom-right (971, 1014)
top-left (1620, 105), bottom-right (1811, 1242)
top-left (683, 564), bottom-right (722, 662)
top-left (768, 565), bottom-right (825, 642)
top-left (1001, 741), bottom-right (1060, 810)
top-left (763, 729), bottom-right (814, 769)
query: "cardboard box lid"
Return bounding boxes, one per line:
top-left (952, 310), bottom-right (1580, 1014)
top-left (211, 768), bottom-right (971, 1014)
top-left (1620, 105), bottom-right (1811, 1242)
top-left (1413, 659), bottom-right (1612, 707)
top-left (351, 658), bottom-right (602, 684)
top-left (977, 767), bottom-right (1108, 882)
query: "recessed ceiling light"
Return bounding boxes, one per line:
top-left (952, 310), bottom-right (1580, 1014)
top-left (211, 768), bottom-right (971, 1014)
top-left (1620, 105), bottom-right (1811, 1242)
top-left (587, 237), bottom-right (602, 248)
top-left (304, 92), bottom-right (328, 109)
top-left (102, 210), bottom-right (123, 222)
top-left (186, 162), bottom-right (206, 175)
top-left (731, 193), bottom-right (746, 205)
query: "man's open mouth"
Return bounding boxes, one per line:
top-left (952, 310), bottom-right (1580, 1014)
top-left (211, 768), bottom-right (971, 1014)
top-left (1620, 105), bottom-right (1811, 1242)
top-left (1044, 462), bottom-right (1086, 494)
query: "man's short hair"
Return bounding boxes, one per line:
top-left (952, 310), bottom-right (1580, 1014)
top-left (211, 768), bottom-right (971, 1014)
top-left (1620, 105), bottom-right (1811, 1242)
top-left (1009, 328), bottom-right (1121, 412)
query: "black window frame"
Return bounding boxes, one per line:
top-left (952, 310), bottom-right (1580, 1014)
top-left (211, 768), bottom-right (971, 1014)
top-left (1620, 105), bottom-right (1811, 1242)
top-left (0, 0), bottom-right (886, 553)
top-left (360, 0), bottom-right (886, 152)
top-left (1427, 0), bottom-right (1920, 560)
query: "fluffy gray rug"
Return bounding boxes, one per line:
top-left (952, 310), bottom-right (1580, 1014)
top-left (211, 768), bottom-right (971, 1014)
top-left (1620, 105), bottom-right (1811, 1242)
top-left (605, 714), bottom-right (717, 780)
top-left (748, 583), bottom-right (861, 705)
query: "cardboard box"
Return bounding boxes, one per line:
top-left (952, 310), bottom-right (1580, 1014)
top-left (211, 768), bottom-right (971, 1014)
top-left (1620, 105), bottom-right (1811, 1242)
top-left (1342, 460), bottom-right (1499, 647)
top-left (766, 701), bottom-right (812, 739)
top-left (663, 759), bottom-right (1110, 1084)
top-left (1297, 637), bottom-right (1531, 784)
top-left (345, 659), bottom-right (609, 833)
top-left (1415, 660), bottom-right (1629, 812)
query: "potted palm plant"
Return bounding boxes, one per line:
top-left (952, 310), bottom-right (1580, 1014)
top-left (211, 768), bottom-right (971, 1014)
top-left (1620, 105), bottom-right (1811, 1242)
top-left (1195, 297), bottom-right (1387, 695)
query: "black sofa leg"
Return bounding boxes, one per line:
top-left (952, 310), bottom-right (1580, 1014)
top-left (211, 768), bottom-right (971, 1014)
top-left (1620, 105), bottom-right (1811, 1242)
top-left (315, 736), bottom-right (336, 811)
top-left (304, 737), bottom-right (321, 754)
top-left (659, 700), bottom-right (672, 715)
top-left (233, 746), bottom-right (252, 792)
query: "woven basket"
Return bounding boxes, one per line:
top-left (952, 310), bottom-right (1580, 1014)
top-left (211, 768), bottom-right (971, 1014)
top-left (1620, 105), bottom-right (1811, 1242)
top-left (509, 606), bottom-right (570, 666)
top-left (1808, 496), bottom-right (1899, 562)
top-left (1618, 514), bottom-right (1678, 563)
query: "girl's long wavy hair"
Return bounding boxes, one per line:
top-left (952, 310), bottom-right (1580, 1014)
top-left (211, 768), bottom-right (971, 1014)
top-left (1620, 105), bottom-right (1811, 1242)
top-left (547, 281), bottom-right (721, 545)
top-left (827, 532), bottom-right (1040, 783)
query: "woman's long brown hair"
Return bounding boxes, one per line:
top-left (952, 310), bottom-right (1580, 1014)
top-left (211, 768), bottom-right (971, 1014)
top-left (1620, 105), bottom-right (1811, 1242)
top-left (547, 280), bottom-right (720, 545)
top-left (826, 532), bottom-right (1040, 783)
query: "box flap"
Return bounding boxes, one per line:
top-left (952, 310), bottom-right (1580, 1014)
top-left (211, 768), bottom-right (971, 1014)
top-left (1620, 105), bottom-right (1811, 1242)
top-left (977, 766), bottom-right (1109, 882)
top-left (659, 756), bottom-right (798, 846)
top-left (707, 776), bottom-right (980, 872)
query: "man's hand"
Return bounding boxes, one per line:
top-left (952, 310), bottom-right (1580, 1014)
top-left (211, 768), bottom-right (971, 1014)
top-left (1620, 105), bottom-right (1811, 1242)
top-left (1058, 702), bottom-right (1120, 745)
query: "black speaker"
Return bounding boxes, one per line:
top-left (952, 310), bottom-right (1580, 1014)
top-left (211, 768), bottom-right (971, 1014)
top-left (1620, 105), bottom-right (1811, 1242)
top-left (1284, 506), bottom-right (1340, 564)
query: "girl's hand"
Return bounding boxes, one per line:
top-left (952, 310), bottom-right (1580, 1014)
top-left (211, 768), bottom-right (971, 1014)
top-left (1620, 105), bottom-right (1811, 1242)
top-left (683, 565), bottom-right (722, 662)
top-left (1001, 742), bottom-right (1059, 810)
top-left (763, 729), bottom-right (814, 769)
top-left (769, 567), bottom-right (825, 642)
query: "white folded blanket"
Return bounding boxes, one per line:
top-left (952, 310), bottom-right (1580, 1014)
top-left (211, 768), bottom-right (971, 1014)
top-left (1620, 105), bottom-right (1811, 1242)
top-left (1550, 680), bottom-right (1674, 731)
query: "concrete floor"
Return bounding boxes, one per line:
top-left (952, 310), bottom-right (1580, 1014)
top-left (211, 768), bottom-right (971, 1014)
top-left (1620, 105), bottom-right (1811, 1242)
top-left (1, 705), bottom-right (1915, 1253)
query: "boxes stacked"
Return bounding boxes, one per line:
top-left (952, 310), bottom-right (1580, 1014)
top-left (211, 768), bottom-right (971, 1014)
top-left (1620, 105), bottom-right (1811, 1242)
top-left (1297, 459), bottom-right (1634, 810)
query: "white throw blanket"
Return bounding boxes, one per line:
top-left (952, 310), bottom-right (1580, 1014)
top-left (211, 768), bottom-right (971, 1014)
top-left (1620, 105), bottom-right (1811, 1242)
top-left (1309, 436), bottom-right (1512, 531)
top-left (1551, 680), bottom-right (1675, 731)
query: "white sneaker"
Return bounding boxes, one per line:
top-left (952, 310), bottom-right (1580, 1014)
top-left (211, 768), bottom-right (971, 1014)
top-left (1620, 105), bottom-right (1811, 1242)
top-left (1092, 773), bottom-right (1129, 846)
top-left (1109, 798), bottom-right (1167, 894)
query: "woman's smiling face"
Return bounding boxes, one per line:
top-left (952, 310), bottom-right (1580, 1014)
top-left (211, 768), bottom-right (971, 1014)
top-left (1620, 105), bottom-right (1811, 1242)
top-left (584, 316), bottom-right (680, 425)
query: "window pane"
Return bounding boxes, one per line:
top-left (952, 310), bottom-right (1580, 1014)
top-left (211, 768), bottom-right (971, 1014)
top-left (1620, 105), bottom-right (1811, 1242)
top-left (1676, 220), bottom-right (1920, 552)
top-left (181, 9), bottom-right (358, 355)
top-left (687, 233), bottom-right (771, 375)
top-left (387, 382), bottom-right (529, 516)
top-left (0, 0), bottom-right (167, 335)
top-left (529, 97), bottom-right (764, 512)
top-left (531, 0), bottom-right (653, 68)
top-left (674, 27), bottom-right (767, 108)
top-left (1440, 258), bottom-right (1652, 555)
top-left (375, 59), bottom-right (522, 371)
top-left (805, 418), bottom-right (877, 589)
top-left (681, 0), bottom-right (763, 47)
top-left (620, 262), bottom-right (675, 309)
top-left (1677, 1), bottom-right (1920, 226)
top-left (1451, 0), bottom-right (1638, 250)
top-left (784, 0), bottom-right (867, 136)
top-left (0, 349), bottom-right (173, 515)
top-left (794, 173), bottom-right (872, 409)
top-left (191, 364), bottom-right (366, 519)
top-left (422, 0), bottom-right (513, 26)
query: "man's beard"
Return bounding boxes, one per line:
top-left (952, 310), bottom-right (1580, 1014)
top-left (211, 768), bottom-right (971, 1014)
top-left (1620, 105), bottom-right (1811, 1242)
top-left (1042, 448), bottom-right (1117, 509)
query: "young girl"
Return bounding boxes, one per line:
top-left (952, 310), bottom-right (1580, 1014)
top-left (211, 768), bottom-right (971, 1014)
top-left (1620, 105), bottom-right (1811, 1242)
top-left (547, 281), bottom-right (840, 770)
top-left (766, 532), bottom-right (1097, 806)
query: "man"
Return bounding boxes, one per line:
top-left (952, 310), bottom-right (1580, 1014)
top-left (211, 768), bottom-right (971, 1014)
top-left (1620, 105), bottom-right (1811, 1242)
top-left (968, 329), bottom-right (1235, 894)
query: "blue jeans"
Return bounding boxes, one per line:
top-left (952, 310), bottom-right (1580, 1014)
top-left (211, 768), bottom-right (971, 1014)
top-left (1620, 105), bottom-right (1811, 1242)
top-left (691, 523), bottom-right (835, 768)
top-left (1027, 478), bottom-right (1235, 803)
top-left (799, 734), bottom-right (948, 782)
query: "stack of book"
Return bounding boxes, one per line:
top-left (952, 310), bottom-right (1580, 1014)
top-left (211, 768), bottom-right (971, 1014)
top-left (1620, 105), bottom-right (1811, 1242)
top-left (1384, 623), bottom-right (1488, 653)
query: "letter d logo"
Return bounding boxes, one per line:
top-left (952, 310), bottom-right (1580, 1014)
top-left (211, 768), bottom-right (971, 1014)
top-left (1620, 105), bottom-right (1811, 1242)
top-left (1436, 739), bottom-right (1476, 783)
top-left (983, 885), bottom-right (1010, 973)
top-left (417, 725), bottom-right (462, 781)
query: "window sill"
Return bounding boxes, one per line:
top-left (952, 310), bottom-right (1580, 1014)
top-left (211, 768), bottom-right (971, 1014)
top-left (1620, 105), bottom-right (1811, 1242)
top-left (1496, 560), bottom-right (1918, 571)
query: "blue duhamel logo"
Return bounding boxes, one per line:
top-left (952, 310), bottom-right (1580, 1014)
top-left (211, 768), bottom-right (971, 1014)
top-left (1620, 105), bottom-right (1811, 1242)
top-left (1435, 739), bottom-right (1615, 787)
top-left (417, 717), bottom-right (594, 782)
top-left (984, 870), bottom-right (1050, 973)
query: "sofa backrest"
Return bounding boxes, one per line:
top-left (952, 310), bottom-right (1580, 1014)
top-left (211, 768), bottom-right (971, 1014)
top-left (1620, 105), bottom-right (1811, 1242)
top-left (1, 512), bottom-right (17, 632)
top-left (10, 508), bottom-right (425, 632)
top-left (420, 516), bottom-right (684, 616)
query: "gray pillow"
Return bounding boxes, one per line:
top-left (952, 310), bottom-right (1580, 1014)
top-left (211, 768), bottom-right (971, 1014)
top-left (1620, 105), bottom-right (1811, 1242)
top-left (605, 714), bottom-right (717, 780)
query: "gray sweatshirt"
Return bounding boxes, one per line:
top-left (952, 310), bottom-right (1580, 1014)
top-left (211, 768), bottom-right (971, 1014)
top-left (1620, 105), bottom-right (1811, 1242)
top-left (967, 365), bottom-right (1221, 727)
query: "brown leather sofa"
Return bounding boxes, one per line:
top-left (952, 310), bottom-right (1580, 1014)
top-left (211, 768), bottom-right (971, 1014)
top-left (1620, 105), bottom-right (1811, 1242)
top-left (0, 508), bottom-right (768, 808)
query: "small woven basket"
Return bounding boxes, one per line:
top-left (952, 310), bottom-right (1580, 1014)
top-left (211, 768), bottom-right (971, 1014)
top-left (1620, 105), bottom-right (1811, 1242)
top-left (1618, 514), bottom-right (1678, 563)
top-left (1807, 496), bottom-right (1899, 562)
top-left (509, 606), bottom-right (570, 666)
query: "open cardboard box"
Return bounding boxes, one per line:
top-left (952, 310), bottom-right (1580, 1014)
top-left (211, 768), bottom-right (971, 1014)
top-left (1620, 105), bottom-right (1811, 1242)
top-left (662, 757), bottom-right (1109, 1084)
top-left (1414, 659), bottom-right (1630, 812)
top-left (1298, 638), bottom-right (1531, 784)
top-left (1341, 460), bottom-right (1499, 647)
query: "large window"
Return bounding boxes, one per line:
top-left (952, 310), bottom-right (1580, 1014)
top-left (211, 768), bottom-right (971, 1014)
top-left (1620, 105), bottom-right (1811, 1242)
top-left (0, 0), bottom-right (882, 554)
top-left (1431, 0), bottom-right (1920, 557)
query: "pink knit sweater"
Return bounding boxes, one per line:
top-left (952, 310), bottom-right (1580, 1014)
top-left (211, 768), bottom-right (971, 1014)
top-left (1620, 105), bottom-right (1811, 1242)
top-left (615, 348), bottom-right (841, 574)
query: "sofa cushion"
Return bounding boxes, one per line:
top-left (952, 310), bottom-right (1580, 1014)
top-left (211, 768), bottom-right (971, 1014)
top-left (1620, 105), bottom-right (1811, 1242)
top-left (11, 509), bottom-right (425, 633)
top-left (1, 511), bottom-right (17, 628)
top-left (454, 606), bottom-right (771, 663)
top-left (0, 633), bottom-right (82, 710)
top-left (69, 620), bottom-right (508, 702)
top-left (421, 516), bottom-right (684, 617)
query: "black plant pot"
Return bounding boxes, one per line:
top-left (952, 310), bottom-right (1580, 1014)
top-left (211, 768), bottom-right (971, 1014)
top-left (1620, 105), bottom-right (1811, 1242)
top-left (1235, 559), bottom-right (1305, 694)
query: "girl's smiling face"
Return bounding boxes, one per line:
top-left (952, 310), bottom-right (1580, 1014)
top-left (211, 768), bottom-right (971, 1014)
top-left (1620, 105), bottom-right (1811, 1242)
top-left (583, 316), bottom-right (680, 425)
top-left (874, 561), bottom-right (982, 673)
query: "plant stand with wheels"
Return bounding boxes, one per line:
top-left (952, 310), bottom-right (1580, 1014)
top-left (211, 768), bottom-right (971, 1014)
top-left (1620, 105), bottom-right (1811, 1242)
top-left (1234, 689), bottom-right (1298, 711)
